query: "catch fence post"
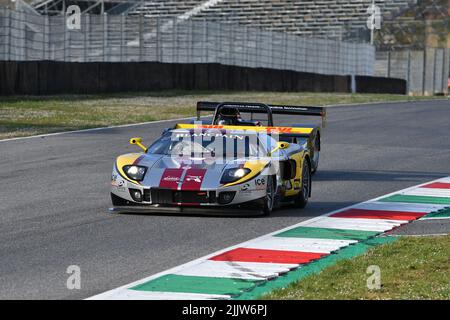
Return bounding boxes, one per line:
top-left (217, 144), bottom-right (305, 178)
top-left (442, 48), bottom-right (447, 94)
top-left (156, 16), bottom-right (161, 62)
top-left (387, 50), bottom-right (391, 78)
top-left (103, 13), bottom-right (108, 62)
top-left (406, 50), bottom-right (411, 95)
top-left (139, 14), bottom-right (143, 61)
top-left (63, 11), bottom-right (67, 61)
top-left (202, 18), bottom-right (207, 63)
top-left (7, 7), bottom-right (11, 61)
top-left (120, 14), bottom-right (125, 61)
top-left (422, 48), bottom-right (427, 95)
top-left (432, 48), bottom-right (437, 94)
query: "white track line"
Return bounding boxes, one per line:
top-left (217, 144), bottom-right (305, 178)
top-left (420, 216), bottom-right (450, 220)
top-left (398, 233), bottom-right (450, 237)
top-left (244, 237), bottom-right (355, 254)
top-left (175, 267), bottom-right (275, 281)
top-left (88, 176), bottom-right (450, 300)
top-left (174, 260), bottom-right (292, 279)
top-left (0, 116), bottom-right (208, 143)
top-left (402, 188), bottom-right (450, 197)
top-left (354, 201), bottom-right (447, 213)
top-left (323, 98), bottom-right (448, 108)
top-left (103, 290), bottom-right (231, 300)
top-left (303, 217), bottom-right (407, 232)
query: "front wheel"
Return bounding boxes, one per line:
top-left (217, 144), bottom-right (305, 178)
top-left (294, 160), bottom-right (311, 209)
top-left (260, 176), bottom-right (275, 216)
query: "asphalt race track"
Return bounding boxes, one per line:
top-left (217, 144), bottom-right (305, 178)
top-left (0, 99), bottom-right (449, 299)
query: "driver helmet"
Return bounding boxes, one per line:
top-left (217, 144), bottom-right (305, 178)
top-left (217, 107), bottom-right (241, 125)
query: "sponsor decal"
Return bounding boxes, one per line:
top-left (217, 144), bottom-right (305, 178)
top-left (111, 178), bottom-right (126, 192)
top-left (240, 183), bottom-right (254, 195)
top-left (187, 124), bottom-right (295, 134)
top-left (159, 169), bottom-right (184, 190)
top-left (175, 132), bottom-right (245, 140)
top-left (181, 169), bottom-right (207, 191)
top-left (255, 178), bottom-right (266, 186)
top-left (163, 176), bottom-right (181, 182)
top-left (265, 127), bottom-right (293, 133)
top-left (255, 178), bottom-right (266, 190)
top-left (185, 175), bottom-right (202, 183)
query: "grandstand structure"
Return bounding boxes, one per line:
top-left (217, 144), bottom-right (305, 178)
top-left (129, 0), bottom-right (417, 40)
top-left (9, 0), bottom-right (447, 46)
top-left (28, 0), bottom-right (135, 15)
top-left (25, 0), bottom-right (418, 41)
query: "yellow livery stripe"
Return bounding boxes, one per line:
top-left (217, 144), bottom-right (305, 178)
top-left (284, 152), bottom-right (304, 197)
top-left (224, 159), bottom-right (270, 187)
top-left (175, 124), bottom-right (314, 135)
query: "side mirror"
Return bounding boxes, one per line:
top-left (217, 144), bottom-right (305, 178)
top-left (269, 141), bottom-right (290, 156)
top-left (130, 137), bottom-right (147, 152)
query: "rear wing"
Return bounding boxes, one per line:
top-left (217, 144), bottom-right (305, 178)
top-left (196, 101), bottom-right (326, 127)
top-left (175, 123), bottom-right (315, 137)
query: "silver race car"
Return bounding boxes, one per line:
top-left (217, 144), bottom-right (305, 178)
top-left (110, 102), bottom-right (325, 215)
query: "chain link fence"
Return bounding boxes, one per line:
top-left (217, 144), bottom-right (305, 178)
top-left (0, 7), bottom-right (375, 76)
top-left (375, 48), bottom-right (449, 95)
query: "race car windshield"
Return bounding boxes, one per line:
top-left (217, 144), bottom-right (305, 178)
top-left (147, 131), bottom-right (268, 159)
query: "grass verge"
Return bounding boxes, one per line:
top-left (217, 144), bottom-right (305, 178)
top-left (0, 91), bottom-right (440, 140)
top-left (262, 235), bottom-right (450, 300)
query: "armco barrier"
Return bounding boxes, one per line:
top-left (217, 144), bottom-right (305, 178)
top-left (0, 61), bottom-right (405, 96)
top-left (356, 75), bottom-right (407, 94)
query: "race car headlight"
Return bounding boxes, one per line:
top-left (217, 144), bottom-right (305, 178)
top-left (220, 168), bottom-right (251, 184)
top-left (123, 165), bottom-right (147, 182)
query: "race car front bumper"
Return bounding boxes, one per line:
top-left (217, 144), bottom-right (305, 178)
top-left (108, 202), bottom-right (264, 216)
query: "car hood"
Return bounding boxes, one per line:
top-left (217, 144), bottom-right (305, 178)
top-left (122, 153), bottom-right (268, 190)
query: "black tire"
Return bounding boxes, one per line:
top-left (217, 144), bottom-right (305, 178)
top-left (294, 160), bottom-right (311, 209)
top-left (311, 136), bottom-right (320, 174)
top-left (260, 176), bottom-right (275, 216)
